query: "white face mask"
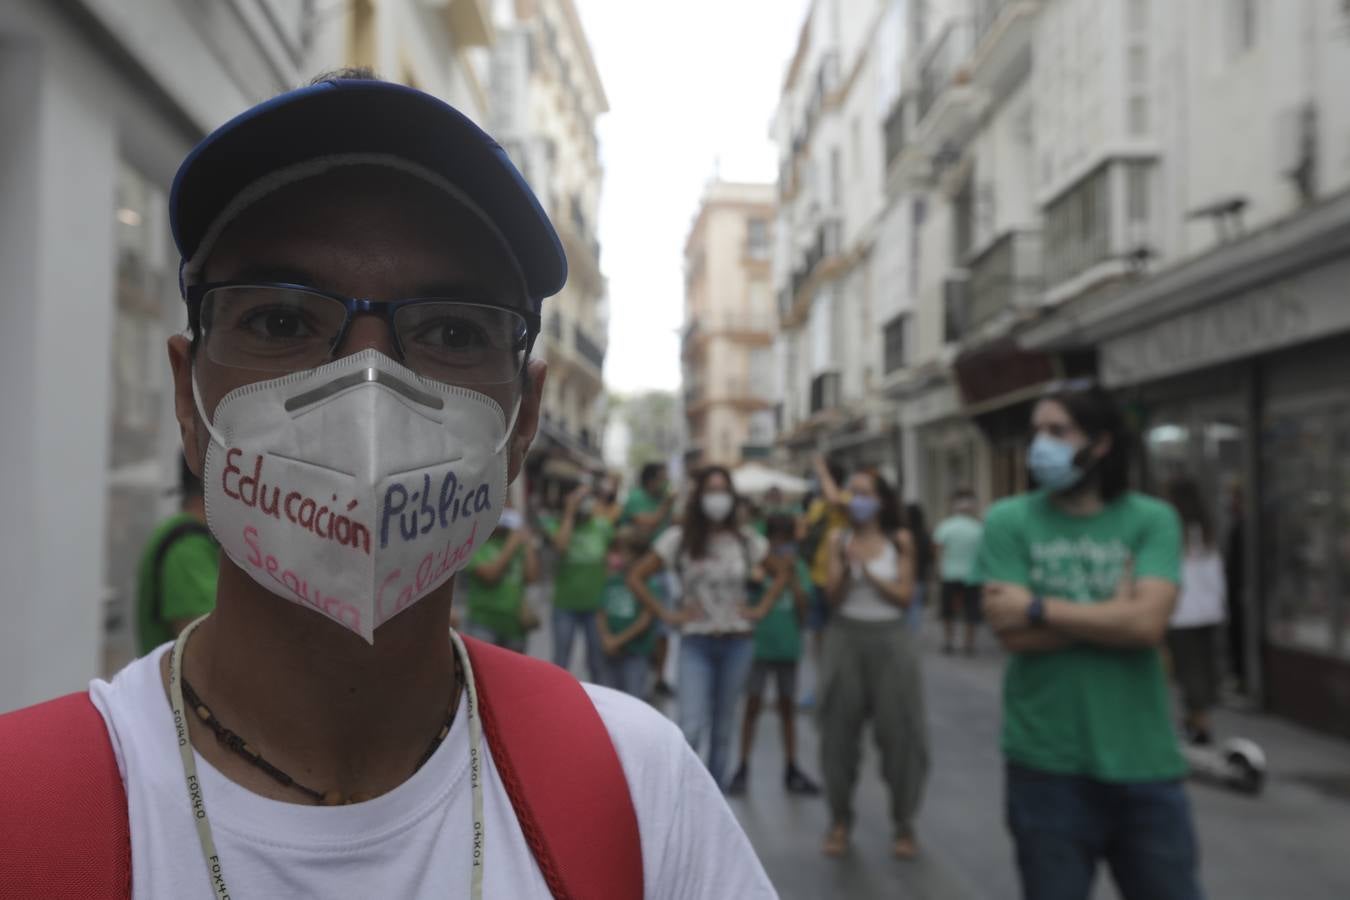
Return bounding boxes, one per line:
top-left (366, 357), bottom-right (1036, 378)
top-left (701, 491), bottom-right (734, 522)
top-left (195, 349), bottom-right (514, 642)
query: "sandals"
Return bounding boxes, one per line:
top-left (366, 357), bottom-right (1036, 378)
top-left (822, 824), bottom-right (850, 857)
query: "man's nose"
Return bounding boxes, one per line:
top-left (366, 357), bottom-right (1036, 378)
top-left (336, 314), bottom-right (401, 360)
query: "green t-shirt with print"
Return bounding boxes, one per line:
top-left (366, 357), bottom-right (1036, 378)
top-left (544, 514), bottom-right (614, 612)
top-left (136, 512), bottom-right (220, 655)
top-left (620, 487), bottom-right (670, 535)
top-left (601, 574), bottom-right (656, 657)
top-left (974, 490), bottom-right (1186, 782)
top-left (752, 558), bottom-right (811, 662)
top-left (465, 533), bottom-right (527, 641)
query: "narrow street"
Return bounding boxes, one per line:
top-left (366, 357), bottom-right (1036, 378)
top-left (530, 600), bottom-right (1350, 900)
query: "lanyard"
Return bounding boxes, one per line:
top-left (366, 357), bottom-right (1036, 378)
top-left (168, 619), bottom-right (486, 900)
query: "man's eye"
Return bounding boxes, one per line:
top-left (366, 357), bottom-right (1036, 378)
top-left (414, 318), bottom-right (493, 350)
top-left (239, 307), bottom-right (317, 340)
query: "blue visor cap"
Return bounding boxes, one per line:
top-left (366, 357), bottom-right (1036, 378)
top-left (170, 78), bottom-right (566, 307)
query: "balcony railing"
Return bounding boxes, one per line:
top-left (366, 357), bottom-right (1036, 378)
top-left (968, 229), bottom-right (1043, 327)
top-left (916, 20), bottom-right (974, 124)
top-left (573, 323), bottom-right (606, 371)
top-left (789, 218), bottom-right (843, 306)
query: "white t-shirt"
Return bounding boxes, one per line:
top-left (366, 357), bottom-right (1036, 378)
top-left (1171, 531), bottom-right (1227, 629)
top-left (651, 526), bottom-right (768, 635)
top-left (90, 646), bottom-right (775, 899)
top-left (840, 534), bottom-right (904, 623)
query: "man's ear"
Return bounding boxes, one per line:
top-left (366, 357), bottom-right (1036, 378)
top-left (167, 335), bottom-right (205, 477)
top-left (507, 358), bottom-right (547, 484)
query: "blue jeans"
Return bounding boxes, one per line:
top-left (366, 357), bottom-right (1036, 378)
top-left (552, 608), bottom-right (604, 683)
top-left (1006, 763), bottom-right (1203, 900)
top-left (678, 634), bottom-right (755, 787)
top-left (606, 652), bottom-right (649, 699)
top-left (463, 622), bottom-right (525, 654)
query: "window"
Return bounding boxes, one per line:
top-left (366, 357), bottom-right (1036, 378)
top-left (1128, 95), bottom-right (1149, 136)
top-left (746, 218), bottom-right (770, 259)
top-left (1044, 164), bottom-right (1113, 285)
top-left (953, 180), bottom-right (975, 265)
top-left (883, 313), bottom-right (909, 374)
top-left (1225, 0), bottom-right (1258, 60)
top-left (1127, 0), bottom-right (1148, 34)
top-left (1126, 161), bottom-right (1151, 226)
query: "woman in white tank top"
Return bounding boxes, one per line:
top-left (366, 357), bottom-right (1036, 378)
top-left (818, 470), bottom-right (930, 861)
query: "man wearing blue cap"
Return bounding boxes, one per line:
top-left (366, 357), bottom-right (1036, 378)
top-left (0, 71), bottom-right (774, 899)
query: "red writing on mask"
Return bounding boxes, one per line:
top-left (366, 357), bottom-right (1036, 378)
top-left (243, 525), bottom-right (362, 632)
top-left (223, 448), bottom-right (371, 555)
top-left (375, 520), bottom-right (480, 626)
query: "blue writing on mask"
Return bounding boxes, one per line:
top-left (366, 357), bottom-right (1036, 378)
top-left (380, 471), bottom-right (492, 549)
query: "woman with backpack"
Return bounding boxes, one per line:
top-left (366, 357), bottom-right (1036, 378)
top-left (819, 470), bottom-right (929, 860)
top-left (628, 466), bottom-right (783, 788)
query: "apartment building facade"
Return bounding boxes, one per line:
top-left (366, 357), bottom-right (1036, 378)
top-left (682, 181), bottom-right (778, 469)
top-left (871, 0), bottom-right (1350, 736)
top-left (489, 0), bottom-right (609, 492)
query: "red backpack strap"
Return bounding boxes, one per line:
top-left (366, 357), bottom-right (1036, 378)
top-left (462, 637), bottom-right (643, 900)
top-left (0, 691), bottom-right (131, 898)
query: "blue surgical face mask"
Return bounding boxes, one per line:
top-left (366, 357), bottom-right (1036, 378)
top-left (1028, 433), bottom-right (1085, 492)
top-left (848, 494), bottom-right (881, 524)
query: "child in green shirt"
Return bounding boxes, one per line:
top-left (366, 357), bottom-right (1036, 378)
top-left (596, 527), bottom-right (657, 699)
top-left (727, 514), bottom-right (821, 796)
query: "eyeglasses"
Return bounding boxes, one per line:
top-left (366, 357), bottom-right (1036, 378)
top-left (187, 282), bottom-right (538, 385)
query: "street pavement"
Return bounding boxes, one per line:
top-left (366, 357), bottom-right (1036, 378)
top-left (529, 601), bottom-right (1350, 899)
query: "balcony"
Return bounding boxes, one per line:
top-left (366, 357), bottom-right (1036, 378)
top-left (968, 230), bottom-right (1043, 328)
top-left (943, 275), bottom-right (972, 344)
top-left (882, 313), bottom-right (910, 375)
top-left (970, 0), bottom-right (1041, 92)
top-left (912, 20), bottom-right (984, 158)
top-left (783, 218), bottom-right (843, 325)
top-left (809, 371), bottom-right (841, 415)
top-left (573, 322), bottom-right (606, 372)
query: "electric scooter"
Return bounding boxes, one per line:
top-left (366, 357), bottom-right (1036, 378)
top-left (1181, 736), bottom-right (1266, 795)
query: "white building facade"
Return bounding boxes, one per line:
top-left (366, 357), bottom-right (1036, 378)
top-left (869, 0), bottom-right (1350, 737)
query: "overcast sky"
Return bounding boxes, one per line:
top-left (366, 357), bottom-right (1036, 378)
top-left (572, 0), bottom-right (812, 395)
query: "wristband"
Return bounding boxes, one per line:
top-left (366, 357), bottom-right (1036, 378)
top-left (1027, 595), bottom-right (1047, 627)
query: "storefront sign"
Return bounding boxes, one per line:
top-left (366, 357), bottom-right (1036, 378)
top-left (1101, 260), bottom-right (1350, 387)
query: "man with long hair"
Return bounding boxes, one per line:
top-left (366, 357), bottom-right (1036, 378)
top-left (977, 385), bottom-right (1201, 900)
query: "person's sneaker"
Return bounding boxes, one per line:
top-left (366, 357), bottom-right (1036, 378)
top-left (726, 764), bottom-right (749, 796)
top-left (784, 765), bottom-right (821, 795)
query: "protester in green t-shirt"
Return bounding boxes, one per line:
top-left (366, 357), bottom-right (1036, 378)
top-left (544, 483), bottom-right (615, 682)
top-left (619, 462), bottom-right (678, 696)
top-left (136, 460), bottom-right (219, 655)
top-left (595, 526), bottom-right (657, 698)
top-left (933, 489), bottom-right (985, 656)
top-left (463, 507), bottom-right (538, 653)
top-left (727, 514), bottom-right (820, 798)
top-left (976, 385), bottom-right (1200, 900)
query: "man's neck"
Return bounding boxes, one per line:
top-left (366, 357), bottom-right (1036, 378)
top-left (162, 560), bottom-right (459, 804)
top-left (1049, 483), bottom-right (1107, 517)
